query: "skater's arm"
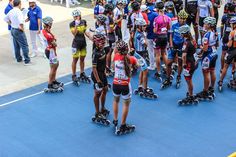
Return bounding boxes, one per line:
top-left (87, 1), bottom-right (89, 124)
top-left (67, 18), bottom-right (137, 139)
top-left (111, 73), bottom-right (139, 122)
top-left (169, 33), bottom-right (173, 48)
top-left (227, 31), bottom-right (234, 48)
top-left (92, 67), bottom-right (102, 83)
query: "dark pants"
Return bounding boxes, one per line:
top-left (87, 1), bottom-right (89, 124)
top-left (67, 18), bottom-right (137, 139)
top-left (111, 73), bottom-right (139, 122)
top-left (11, 28), bottom-right (30, 63)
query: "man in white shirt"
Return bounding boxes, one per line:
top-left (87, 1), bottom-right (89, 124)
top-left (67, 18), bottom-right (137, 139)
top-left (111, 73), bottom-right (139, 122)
top-left (4, 0), bottom-right (31, 65)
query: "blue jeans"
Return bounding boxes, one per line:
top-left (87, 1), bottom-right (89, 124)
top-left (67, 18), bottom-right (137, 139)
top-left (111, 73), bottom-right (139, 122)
top-left (11, 28), bottom-right (30, 63)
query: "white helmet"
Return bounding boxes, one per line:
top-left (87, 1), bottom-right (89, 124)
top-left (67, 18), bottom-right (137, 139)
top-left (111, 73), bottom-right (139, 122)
top-left (72, 9), bottom-right (81, 17)
top-left (140, 5), bottom-right (148, 12)
top-left (135, 18), bottom-right (147, 26)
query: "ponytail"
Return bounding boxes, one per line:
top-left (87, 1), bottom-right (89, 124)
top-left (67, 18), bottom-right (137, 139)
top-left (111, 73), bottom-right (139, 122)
top-left (123, 54), bottom-right (131, 78)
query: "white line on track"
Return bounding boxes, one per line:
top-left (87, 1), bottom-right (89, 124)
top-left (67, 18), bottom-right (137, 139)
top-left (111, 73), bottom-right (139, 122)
top-left (0, 81), bottom-right (73, 108)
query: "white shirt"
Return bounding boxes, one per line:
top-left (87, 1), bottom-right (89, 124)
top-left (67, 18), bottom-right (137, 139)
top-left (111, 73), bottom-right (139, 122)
top-left (198, 0), bottom-right (213, 17)
top-left (4, 7), bottom-right (24, 29)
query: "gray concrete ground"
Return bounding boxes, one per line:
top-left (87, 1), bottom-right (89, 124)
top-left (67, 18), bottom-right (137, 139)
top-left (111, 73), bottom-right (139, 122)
top-left (0, 0), bottom-right (94, 96)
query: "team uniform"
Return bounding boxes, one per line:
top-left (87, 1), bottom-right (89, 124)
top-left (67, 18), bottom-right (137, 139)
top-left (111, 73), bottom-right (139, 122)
top-left (197, 0), bottom-right (213, 31)
top-left (221, 13), bottom-right (236, 51)
top-left (42, 29), bottom-right (58, 65)
top-left (153, 14), bottom-right (171, 49)
top-left (225, 30), bottom-right (236, 65)
top-left (182, 39), bottom-right (197, 80)
top-left (185, 0), bottom-right (198, 26)
top-left (69, 20), bottom-right (87, 58)
top-left (168, 23), bottom-right (186, 60)
top-left (91, 47), bottom-right (108, 89)
top-left (112, 53), bottom-right (137, 100)
top-left (134, 30), bottom-right (149, 66)
top-left (201, 31), bottom-right (218, 71)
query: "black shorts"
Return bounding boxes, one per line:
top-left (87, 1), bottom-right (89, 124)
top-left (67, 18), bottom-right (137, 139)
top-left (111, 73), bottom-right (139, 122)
top-left (184, 61), bottom-right (195, 81)
top-left (199, 17), bottom-right (206, 30)
top-left (186, 15), bottom-right (197, 26)
top-left (225, 49), bottom-right (236, 65)
top-left (112, 83), bottom-right (131, 100)
top-left (108, 33), bottom-right (115, 49)
top-left (115, 26), bottom-right (122, 40)
top-left (154, 34), bottom-right (168, 49)
top-left (136, 50), bottom-right (150, 66)
top-left (91, 72), bottom-right (108, 89)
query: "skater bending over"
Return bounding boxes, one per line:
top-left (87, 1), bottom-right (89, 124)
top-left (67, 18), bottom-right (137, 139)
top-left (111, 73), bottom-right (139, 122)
top-left (112, 40), bottom-right (138, 135)
top-left (42, 16), bottom-right (63, 92)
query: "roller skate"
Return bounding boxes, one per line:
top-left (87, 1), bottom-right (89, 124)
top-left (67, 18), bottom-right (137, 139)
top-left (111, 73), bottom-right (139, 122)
top-left (154, 72), bottom-right (162, 82)
top-left (176, 75), bottom-right (181, 89)
top-left (208, 87), bottom-right (216, 99)
top-left (91, 112), bottom-right (110, 126)
top-left (172, 63), bottom-right (178, 73)
top-left (72, 75), bottom-right (80, 86)
top-left (101, 108), bottom-right (110, 117)
top-left (113, 119), bottom-right (119, 134)
top-left (195, 90), bottom-right (213, 101)
top-left (161, 78), bottom-right (172, 89)
top-left (79, 72), bottom-right (91, 83)
top-left (53, 80), bottom-right (64, 87)
top-left (218, 80), bottom-right (223, 92)
top-left (139, 88), bottom-right (158, 99)
top-left (230, 71), bottom-right (235, 81)
top-left (44, 83), bottom-right (63, 93)
top-left (134, 86), bottom-right (144, 95)
top-left (178, 94), bottom-right (199, 106)
top-left (106, 67), bottom-right (114, 77)
top-left (115, 123), bottom-right (136, 136)
top-left (227, 79), bottom-right (236, 90)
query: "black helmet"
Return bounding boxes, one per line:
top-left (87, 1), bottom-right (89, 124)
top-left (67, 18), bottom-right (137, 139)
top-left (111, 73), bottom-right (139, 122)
top-left (104, 3), bottom-right (114, 12)
top-left (155, 2), bottom-right (164, 10)
top-left (131, 1), bottom-right (140, 11)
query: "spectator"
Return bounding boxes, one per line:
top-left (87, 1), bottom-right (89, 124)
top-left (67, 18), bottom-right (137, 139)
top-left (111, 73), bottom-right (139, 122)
top-left (26, 0), bottom-right (44, 58)
top-left (4, 0), bottom-right (31, 65)
top-left (4, 0), bottom-right (15, 59)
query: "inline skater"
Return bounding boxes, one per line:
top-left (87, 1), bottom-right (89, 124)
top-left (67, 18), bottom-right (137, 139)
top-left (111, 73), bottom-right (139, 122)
top-left (112, 40), bottom-right (138, 135)
top-left (177, 25), bottom-right (199, 105)
top-left (70, 9), bottom-right (91, 86)
top-left (218, 17), bottom-right (236, 91)
top-left (91, 34), bottom-right (110, 125)
top-left (195, 17), bottom-right (218, 101)
top-left (42, 16), bottom-right (63, 93)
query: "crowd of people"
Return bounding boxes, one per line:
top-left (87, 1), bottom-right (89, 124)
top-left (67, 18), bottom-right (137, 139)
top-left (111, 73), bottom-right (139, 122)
top-left (3, 0), bottom-right (236, 135)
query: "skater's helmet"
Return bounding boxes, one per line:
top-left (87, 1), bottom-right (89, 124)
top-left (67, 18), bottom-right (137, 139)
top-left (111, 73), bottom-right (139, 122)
top-left (203, 17), bottom-right (216, 26)
top-left (104, 3), bottom-right (114, 12)
top-left (179, 25), bottom-right (190, 34)
top-left (155, 2), bottom-right (164, 10)
top-left (141, 5), bottom-right (148, 12)
top-left (165, 1), bottom-right (174, 9)
top-left (96, 14), bottom-right (107, 24)
top-left (230, 17), bottom-right (236, 24)
top-left (131, 1), bottom-right (140, 11)
top-left (72, 9), bottom-right (81, 17)
top-left (116, 40), bottom-right (129, 55)
top-left (93, 34), bottom-right (106, 46)
top-left (178, 9), bottom-right (188, 19)
top-left (135, 18), bottom-right (147, 26)
top-left (42, 16), bottom-right (53, 25)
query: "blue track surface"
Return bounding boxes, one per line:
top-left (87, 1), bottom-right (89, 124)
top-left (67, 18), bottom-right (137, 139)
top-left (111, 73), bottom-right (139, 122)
top-left (0, 59), bottom-right (236, 157)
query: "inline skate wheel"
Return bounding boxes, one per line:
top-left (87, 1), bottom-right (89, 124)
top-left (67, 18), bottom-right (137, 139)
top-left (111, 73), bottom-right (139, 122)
top-left (178, 100), bottom-right (183, 105)
top-left (227, 83), bottom-right (232, 89)
top-left (92, 117), bottom-right (96, 122)
top-left (153, 94), bottom-right (158, 99)
top-left (134, 90), bottom-right (139, 95)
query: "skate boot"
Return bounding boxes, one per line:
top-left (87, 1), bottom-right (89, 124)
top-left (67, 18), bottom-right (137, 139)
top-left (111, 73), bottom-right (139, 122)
top-left (79, 72), bottom-right (91, 83)
top-left (72, 75), bottom-right (80, 86)
top-left (115, 123), bottom-right (136, 135)
top-left (218, 80), bottom-right (223, 92)
top-left (134, 86), bottom-right (144, 95)
top-left (53, 80), bottom-right (64, 88)
top-left (178, 94), bottom-right (199, 106)
top-left (227, 78), bottom-right (236, 90)
top-left (172, 63), bottom-right (178, 72)
top-left (44, 83), bottom-right (63, 93)
top-left (176, 75), bottom-right (181, 89)
top-left (106, 66), bottom-right (114, 77)
top-left (208, 87), bottom-right (216, 99)
top-left (113, 119), bottom-right (119, 134)
top-left (92, 112), bottom-right (110, 126)
top-left (154, 72), bottom-right (162, 82)
top-left (140, 88), bottom-right (158, 99)
top-left (161, 78), bottom-right (172, 89)
top-left (195, 90), bottom-right (213, 101)
top-left (101, 108), bottom-right (110, 117)
top-left (230, 71), bottom-right (235, 81)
